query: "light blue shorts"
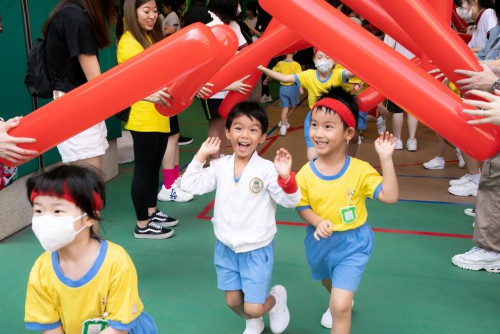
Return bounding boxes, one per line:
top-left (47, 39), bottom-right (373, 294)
top-left (304, 223), bottom-right (374, 292)
top-left (279, 85), bottom-right (300, 108)
top-left (357, 111), bottom-right (367, 131)
top-left (214, 240), bottom-right (274, 304)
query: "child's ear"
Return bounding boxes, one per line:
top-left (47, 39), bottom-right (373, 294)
top-left (345, 127), bottom-right (356, 141)
top-left (259, 133), bottom-right (267, 144)
top-left (225, 128), bottom-right (231, 140)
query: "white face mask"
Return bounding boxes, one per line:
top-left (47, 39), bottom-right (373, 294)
top-left (315, 59), bottom-right (334, 74)
top-left (32, 213), bottom-right (87, 252)
top-left (457, 6), bottom-right (472, 21)
top-left (237, 4), bottom-right (242, 16)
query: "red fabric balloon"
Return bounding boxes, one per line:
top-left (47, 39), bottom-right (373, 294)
top-left (155, 24), bottom-right (238, 116)
top-left (375, 0), bottom-right (482, 88)
top-left (259, 0), bottom-right (500, 160)
top-left (0, 23), bottom-right (236, 166)
top-left (205, 19), bottom-right (302, 97)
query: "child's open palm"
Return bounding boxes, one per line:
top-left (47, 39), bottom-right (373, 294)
top-left (196, 137), bottom-right (221, 163)
top-left (374, 132), bottom-right (396, 159)
top-left (274, 148), bottom-right (292, 179)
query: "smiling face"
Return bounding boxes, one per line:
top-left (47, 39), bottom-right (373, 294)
top-left (226, 114), bottom-right (267, 160)
top-left (309, 107), bottom-right (354, 157)
top-left (137, 0), bottom-right (159, 33)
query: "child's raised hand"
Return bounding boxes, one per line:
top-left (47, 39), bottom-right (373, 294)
top-left (196, 82), bottom-right (214, 99)
top-left (196, 137), bottom-right (221, 163)
top-left (374, 132), bottom-right (396, 159)
top-left (314, 220), bottom-right (333, 240)
top-left (274, 148), bottom-right (292, 179)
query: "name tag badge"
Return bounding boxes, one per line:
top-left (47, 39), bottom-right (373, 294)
top-left (340, 206), bottom-right (357, 224)
top-left (81, 319), bottom-right (109, 334)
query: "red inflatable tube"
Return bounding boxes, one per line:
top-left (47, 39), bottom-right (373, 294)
top-left (218, 68), bottom-right (262, 119)
top-left (0, 23), bottom-right (236, 166)
top-left (432, 0), bottom-right (452, 23)
top-left (259, 0), bottom-right (500, 160)
top-left (205, 19), bottom-right (302, 97)
top-left (276, 39), bottom-right (311, 57)
top-left (155, 24), bottom-right (238, 116)
top-left (375, 0), bottom-right (482, 89)
top-left (340, 0), bottom-right (422, 58)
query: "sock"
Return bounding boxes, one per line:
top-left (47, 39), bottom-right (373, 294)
top-left (162, 169), bottom-right (176, 189)
top-left (468, 173), bottom-right (480, 185)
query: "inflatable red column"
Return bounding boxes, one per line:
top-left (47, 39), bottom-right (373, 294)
top-left (0, 23), bottom-right (237, 166)
top-left (259, 0), bottom-right (500, 160)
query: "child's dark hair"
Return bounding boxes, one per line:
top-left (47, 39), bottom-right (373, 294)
top-left (226, 101), bottom-right (269, 133)
top-left (208, 0), bottom-right (238, 24)
top-left (315, 86), bottom-right (359, 129)
top-left (26, 164), bottom-right (106, 240)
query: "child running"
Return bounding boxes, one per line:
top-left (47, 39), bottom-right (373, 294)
top-left (259, 49), bottom-right (356, 160)
top-left (295, 87), bottom-right (398, 333)
top-left (266, 53), bottom-right (302, 136)
top-left (25, 164), bottom-right (157, 333)
top-left (181, 102), bottom-right (301, 334)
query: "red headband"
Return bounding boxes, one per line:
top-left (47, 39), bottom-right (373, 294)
top-left (312, 98), bottom-right (356, 128)
top-left (313, 48), bottom-right (320, 56)
top-left (30, 188), bottom-right (103, 211)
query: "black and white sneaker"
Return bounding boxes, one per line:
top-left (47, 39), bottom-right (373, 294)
top-left (134, 221), bottom-right (174, 239)
top-left (149, 209), bottom-right (178, 227)
top-left (178, 135), bottom-right (193, 146)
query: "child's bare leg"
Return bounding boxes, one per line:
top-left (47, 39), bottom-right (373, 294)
top-left (330, 287), bottom-right (354, 334)
top-left (225, 290), bottom-right (247, 318)
top-left (225, 290), bottom-right (276, 319)
top-left (436, 133), bottom-right (446, 157)
top-left (347, 130), bottom-right (360, 157)
top-left (321, 278), bottom-right (332, 293)
top-left (207, 118), bottom-right (226, 159)
top-left (281, 106), bottom-right (289, 126)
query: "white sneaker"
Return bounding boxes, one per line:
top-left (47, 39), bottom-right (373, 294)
top-left (423, 157), bottom-right (445, 170)
top-left (157, 184), bottom-right (193, 202)
top-left (243, 318), bottom-right (264, 334)
top-left (269, 285), bottom-right (290, 334)
top-left (320, 300), bottom-right (355, 329)
top-left (395, 139), bottom-right (403, 150)
top-left (357, 134), bottom-right (363, 144)
top-left (277, 121), bottom-right (290, 129)
top-left (449, 174), bottom-right (470, 186)
top-left (279, 125), bottom-right (287, 136)
top-left (456, 148), bottom-right (465, 168)
top-left (448, 180), bottom-right (478, 196)
top-left (376, 116), bottom-right (386, 133)
top-left (464, 208), bottom-right (476, 217)
top-left (406, 139), bottom-right (417, 151)
top-left (451, 246), bottom-right (500, 273)
top-left (260, 95), bottom-right (272, 103)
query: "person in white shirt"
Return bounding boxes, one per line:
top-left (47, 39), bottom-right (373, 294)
top-left (468, 0), bottom-right (497, 51)
top-left (161, 0), bottom-right (180, 36)
top-left (182, 102), bottom-right (300, 334)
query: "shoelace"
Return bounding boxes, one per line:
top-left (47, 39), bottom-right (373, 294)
top-left (148, 222), bottom-right (162, 229)
top-left (155, 211), bottom-right (168, 218)
top-left (465, 246), bottom-right (484, 255)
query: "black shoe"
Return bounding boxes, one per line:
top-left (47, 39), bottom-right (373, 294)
top-left (134, 221), bottom-right (174, 239)
top-left (178, 135), bottom-right (193, 146)
top-left (149, 209), bottom-right (179, 227)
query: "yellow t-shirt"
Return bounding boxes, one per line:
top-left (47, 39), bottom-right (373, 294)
top-left (272, 60), bottom-right (302, 86)
top-left (25, 241), bottom-right (144, 334)
top-left (117, 30), bottom-right (171, 133)
top-left (296, 157), bottom-right (383, 232)
top-left (335, 64), bottom-right (368, 96)
top-left (295, 69), bottom-right (345, 108)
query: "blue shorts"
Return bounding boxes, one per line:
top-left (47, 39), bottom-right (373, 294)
top-left (357, 111), bottom-right (367, 131)
top-left (214, 240), bottom-right (274, 304)
top-left (304, 223), bottom-right (374, 292)
top-left (279, 85), bottom-right (300, 108)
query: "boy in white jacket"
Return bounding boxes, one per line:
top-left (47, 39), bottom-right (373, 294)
top-left (182, 102), bottom-right (301, 334)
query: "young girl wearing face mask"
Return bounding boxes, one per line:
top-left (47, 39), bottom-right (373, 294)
top-left (25, 164), bottom-right (158, 334)
top-left (259, 49), bottom-right (356, 160)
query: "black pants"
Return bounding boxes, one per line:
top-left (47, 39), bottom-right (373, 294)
top-left (130, 131), bottom-right (169, 221)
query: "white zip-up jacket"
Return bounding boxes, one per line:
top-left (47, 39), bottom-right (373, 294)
top-left (182, 152), bottom-right (301, 253)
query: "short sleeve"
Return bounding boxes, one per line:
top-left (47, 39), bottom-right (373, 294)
top-left (117, 32), bottom-right (145, 64)
top-left (61, 8), bottom-right (98, 57)
top-left (105, 247), bottom-right (144, 329)
top-left (295, 167), bottom-right (311, 212)
top-left (272, 62), bottom-right (282, 72)
top-left (360, 163), bottom-right (383, 200)
top-left (25, 256), bottom-right (61, 331)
